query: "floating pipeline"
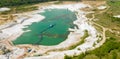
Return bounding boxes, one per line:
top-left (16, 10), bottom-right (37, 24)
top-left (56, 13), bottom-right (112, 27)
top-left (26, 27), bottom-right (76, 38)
top-left (12, 9), bottom-right (77, 45)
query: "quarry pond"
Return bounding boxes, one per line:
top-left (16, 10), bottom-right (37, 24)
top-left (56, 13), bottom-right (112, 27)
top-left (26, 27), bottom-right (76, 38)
top-left (13, 9), bottom-right (77, 45)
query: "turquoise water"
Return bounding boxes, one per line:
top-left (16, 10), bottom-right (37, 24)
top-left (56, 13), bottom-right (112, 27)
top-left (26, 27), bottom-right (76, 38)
top-left (13, 9), bottom-right (77, 46)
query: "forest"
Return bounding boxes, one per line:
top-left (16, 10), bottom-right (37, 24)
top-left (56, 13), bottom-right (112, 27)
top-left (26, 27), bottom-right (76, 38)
top-left (0, 0), bottom-right (80, 7)
top-left (0, 0), bottom-right (105, 7)
top-left (0, 0), bottom-right (55, 7)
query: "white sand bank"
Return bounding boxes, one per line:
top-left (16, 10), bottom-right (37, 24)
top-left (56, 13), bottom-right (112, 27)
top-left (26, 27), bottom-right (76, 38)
top-left (0, 14), bottom-right (45, 40)
top-left (24, 3), bottom-right (101, 59)
top-left (0, 3), bottom-right (103, 59)
top-left (0, 7), bottom-right (10, 12)
top-left (97, 6), bottom-right (107, 10)
top-left (43, 3), bottom-right (91, 12)
top-left (114, 15), bottom-right (120, 18)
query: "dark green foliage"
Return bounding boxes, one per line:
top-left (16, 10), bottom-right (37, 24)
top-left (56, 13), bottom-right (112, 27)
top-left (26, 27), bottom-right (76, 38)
top-left (0, 0), bottom-right (81, 7)
top-left (64, 1), bottom-right (120, 59)
top-left (76, 53), bottom-right (86, 59)
top-left (107, 0), bottom-right (120, 15)
top-left (83, 54), bottom-right (100, 59)
top-left (64, 55), bottom-right (73, 59)
top-left (65, 37), bottom-right (120, 59)
top-left (64, 53), bottom-right (86, 59)
top-left (0, 0), bottom-right (54, 7)
top-left (81, 30), bottom-right (89, 40)
top-left (89, 37), bottom-right (119, 58)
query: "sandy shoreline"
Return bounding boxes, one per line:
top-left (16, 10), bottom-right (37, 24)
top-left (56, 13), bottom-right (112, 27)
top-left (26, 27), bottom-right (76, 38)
top-left (24, 10), bottom-right (100, 59)
top-left (0, 14), bottom-right (45, 40)
top-left (0, 2), bottom-right (103, 59)
top-left (23, 3), bottom-right (101, 59)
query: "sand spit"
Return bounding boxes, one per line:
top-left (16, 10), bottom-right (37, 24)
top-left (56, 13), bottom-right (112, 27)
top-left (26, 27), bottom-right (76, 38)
top-left (114, 15), bottom-right (120, 18)
top-left (0, 7), bottom-right (10, 12)
top-left (0, 14), bottom-right (45, 40)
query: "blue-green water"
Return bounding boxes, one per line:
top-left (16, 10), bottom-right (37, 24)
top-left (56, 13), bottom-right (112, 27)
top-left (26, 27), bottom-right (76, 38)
top-left (13, 9), bottom-right (77, 46)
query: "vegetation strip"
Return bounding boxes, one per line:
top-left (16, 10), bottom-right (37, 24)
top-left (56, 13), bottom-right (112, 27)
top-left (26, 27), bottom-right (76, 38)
top-left (69, 30), bottom-right (89, 50)
top-left (65, 0), bottom-right (120, 59)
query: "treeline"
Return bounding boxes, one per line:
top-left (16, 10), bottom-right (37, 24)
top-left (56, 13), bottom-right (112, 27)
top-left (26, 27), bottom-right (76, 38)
top-left (0, 0), bottom-right (81, 7)
top-left (0, 0), bottom-right (56, 7)
top-left (0, 0), bottom-right (99, 7)
top-left (0, 0), bottom-right (104, 7)
top-left (65, 37), bottom-right (120, 59)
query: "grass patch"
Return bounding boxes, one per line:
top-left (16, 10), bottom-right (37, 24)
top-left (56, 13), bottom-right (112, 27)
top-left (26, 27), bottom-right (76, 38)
top-left (94, 0), bottom-right (120, 30)
top-left (65, 37), bottom-right (120, 59)
top-left (106, 30), bottom-right (120, 40)
top-left (65, 1), bottom-right (120, 59)
top-left (107, 0), bottom-right (120, 15)
top-left (95, 13), bottom-right (120, 29)
top-left (80, 30), bottom-right (89, 44)
top-left (93, 24), bottom-right (103, 33)
top-left (86, 13), bottom-right (93, 18)
top-left (0, 6), bottom-right (38, 14)
top-left (69, 30), bottom-right (89, 50)
top-left (64, 53), bottom-right (86, 59)
top-left (53, 1), bottom-right (63, 4)
top-left (0, 5), bottom-right (38, 24)
top-left (0, 5), bottom-right (38, 25)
